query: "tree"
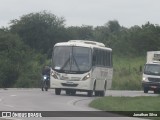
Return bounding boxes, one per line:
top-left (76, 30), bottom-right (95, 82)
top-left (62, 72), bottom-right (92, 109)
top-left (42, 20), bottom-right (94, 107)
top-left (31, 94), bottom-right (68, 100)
top-left (93, 20), bottom-right (122, 48)
top-left (105, 20), bottom-right (121, 33)
top-left (10, 11), bottom-right (66, 57)
top-left (0, 29), bottom-right (27, 87)
top-left (0, 28), bottom-right (48, 88)
top-left (66, 25), bottom-right (94, 40)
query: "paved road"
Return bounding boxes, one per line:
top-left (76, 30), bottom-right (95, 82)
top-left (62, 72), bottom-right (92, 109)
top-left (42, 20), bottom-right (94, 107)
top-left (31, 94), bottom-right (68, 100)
top-left (0, 88), bottom-right (157, 120)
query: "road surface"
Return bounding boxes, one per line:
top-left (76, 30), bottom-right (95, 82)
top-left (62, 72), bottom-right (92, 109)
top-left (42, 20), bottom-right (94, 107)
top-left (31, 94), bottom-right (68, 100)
top-left (0, 88), bottom-right (157, 120)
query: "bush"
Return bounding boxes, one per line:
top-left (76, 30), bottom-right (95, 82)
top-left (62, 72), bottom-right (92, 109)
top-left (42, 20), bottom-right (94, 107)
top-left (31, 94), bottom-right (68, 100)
top-left (112, 56), bottom-right (145, 90)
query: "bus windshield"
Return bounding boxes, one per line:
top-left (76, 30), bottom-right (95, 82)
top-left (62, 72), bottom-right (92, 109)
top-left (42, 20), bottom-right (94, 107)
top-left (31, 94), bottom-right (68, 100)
top-left (144, 64), bottom-right (160, 76)
top-left (52, 46), bottom-right (92, 73)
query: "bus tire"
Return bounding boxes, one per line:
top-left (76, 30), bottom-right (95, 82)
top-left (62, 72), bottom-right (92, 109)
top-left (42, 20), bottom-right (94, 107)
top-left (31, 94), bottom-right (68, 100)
top-left (99, 91), bottom-right (105, 97)
top-left (144, 87), bottom-right (148, 93)
top-left (99, 83), bottom-right (106, 96)
top-left (71, 90), bottom-right (76, 96)
top-left (154, 89), bottom-right (159, 94)
top-left (87, 90), bottom-right (93, 97)
top-left (95, 91), bottom-right (99, 96)
top-left (66, 90), bottom-right (70, 95)
top-left (55, 88), bottom-right (61, 95)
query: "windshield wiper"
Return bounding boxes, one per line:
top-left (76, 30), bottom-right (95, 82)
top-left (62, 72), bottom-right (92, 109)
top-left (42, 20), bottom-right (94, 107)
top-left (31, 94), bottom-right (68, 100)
top-left (72, 55), bottom-right (80, 71)
top-left (60, 57), bottom-right (70, 70)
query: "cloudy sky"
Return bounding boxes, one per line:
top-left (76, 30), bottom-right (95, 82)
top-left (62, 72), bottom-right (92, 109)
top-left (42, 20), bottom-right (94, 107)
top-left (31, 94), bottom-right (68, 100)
top-left (0, 0), bottom-right (160, 28)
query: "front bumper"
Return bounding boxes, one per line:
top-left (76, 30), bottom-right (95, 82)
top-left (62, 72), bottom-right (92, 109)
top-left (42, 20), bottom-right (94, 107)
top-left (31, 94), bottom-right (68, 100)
top-left (142, 81), bottom-right (160, 90)
top-left (50, 79), bottom-right (92, 91)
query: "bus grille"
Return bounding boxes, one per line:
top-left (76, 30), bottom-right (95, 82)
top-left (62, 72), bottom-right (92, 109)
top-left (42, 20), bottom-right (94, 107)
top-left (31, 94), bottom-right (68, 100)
top-left (61, 83), bottom-right (78, 87)
top-left (60, 76), bottom-right (69, 80)
top-left (148, 78), bottom-right (160, 82)
top-left (70, 77), bottom-right (81, 81)
top-left (60, 77), bottom-right (80, 81)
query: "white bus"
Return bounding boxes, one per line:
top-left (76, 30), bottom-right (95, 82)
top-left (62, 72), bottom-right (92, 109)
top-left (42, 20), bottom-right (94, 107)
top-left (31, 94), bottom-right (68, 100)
top-left (50, 40), bottom-right (113, 97)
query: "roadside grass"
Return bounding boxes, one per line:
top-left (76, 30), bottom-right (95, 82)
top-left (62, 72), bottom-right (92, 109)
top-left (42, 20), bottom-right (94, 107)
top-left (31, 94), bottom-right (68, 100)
top-left (89, 96), bottom-right (160, 120)
top-left (112, 56), bottom-right (145, 90)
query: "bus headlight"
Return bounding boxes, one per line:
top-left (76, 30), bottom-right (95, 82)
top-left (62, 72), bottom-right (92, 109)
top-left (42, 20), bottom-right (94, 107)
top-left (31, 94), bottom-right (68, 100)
top-left (142, 77), bottom-right (148, 81)
top-left (82, 73), bottom-right (90, 81)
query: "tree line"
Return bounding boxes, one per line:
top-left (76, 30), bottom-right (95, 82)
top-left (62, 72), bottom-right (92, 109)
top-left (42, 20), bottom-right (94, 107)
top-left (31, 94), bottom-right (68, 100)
top-left (0, 11), bottom-right (160, 88)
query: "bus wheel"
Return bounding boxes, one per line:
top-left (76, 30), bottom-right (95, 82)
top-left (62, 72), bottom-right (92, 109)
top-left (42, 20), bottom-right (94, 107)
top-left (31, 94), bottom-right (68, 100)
top-left (154, 90), bottom-right (159, 94)
top-left (95, 91), bottom-right (99, 96)
top-left (87, 90), bottom-right (93, 97)
top-left (99, 83), bottom-right (106, 96)
top-left (99, 91), bottom-right (105, 97)
top-left (55, 88), bottom-right (61, 95)
top-left (144, 87), bottom-right (148, 93)
top-left (71, 90), bottom-right (76, 96)
top-left (66, 90), bottom-right (70, 95)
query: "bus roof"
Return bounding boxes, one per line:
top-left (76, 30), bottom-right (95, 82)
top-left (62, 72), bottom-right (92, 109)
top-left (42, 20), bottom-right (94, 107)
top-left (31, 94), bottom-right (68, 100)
top-left (54, 40), bottom-right (112, 51)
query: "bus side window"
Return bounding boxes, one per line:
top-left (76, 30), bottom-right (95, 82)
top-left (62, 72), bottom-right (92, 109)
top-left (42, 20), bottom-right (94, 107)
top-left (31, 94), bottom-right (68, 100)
top-left (93, 54), bottom-right (96, 66)
top-left (110, 52), bottom-right (113, 67)
top-left (92, 48), bottom-right (97, 66)
top-left (104, 50), bottom-right (107, 66)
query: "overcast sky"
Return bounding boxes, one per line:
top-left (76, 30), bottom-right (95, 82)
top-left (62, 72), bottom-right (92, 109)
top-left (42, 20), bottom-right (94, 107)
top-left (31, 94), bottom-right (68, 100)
top-left (0, 0), bottom-right (160, 28)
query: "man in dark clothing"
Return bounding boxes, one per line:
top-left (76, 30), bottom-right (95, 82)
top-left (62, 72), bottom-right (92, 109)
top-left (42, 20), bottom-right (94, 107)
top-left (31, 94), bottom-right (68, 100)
top-left (42, 66), bottom-right (50, 76)
top-left (41, 66), bottom-right (50, 91)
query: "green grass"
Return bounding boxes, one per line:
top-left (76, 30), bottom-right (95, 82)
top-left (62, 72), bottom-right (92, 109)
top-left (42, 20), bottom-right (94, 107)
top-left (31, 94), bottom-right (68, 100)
top-left (90, 96), bottom-right (160, 111)
top-left (112, 56), bottom-right (145, 90)
top-left (89, 96), bottom-right (160, 119)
